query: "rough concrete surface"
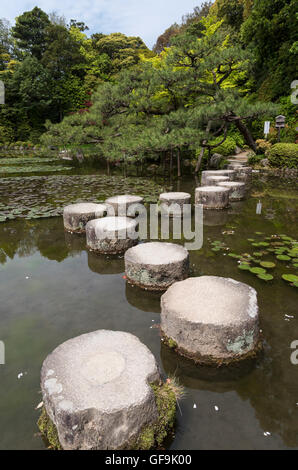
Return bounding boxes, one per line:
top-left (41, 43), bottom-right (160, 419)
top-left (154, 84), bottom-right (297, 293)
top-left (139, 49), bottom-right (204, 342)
top-left (201, 170), bottom-right (235, 185)
top-left (159, 192), bottom-right (191, 217)
top-left (40, 330), bottom-right (160, 450)
top-left (161, 276), bottom-right (260, 363)
top-left (195, 186), bottom-right (230, 209)
top-left (86, 216), bottom-right (138, 253)
top-left (125, 242), bottom-right (189, 290)
top-left (63, 203), bottom-right (107, 233)
top-left (217, 181), bottom-right (246, 200)
top-left (105, 195), bottom-right (144, 217)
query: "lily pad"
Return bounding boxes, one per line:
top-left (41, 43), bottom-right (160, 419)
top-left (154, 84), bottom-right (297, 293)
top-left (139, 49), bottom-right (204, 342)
top-left (259, 261), bottom-right (276, 269)
top-left (276, 255), bottom-right (291, 261)
top-left (257, 273), bottom-right (274, 281)
top-left (249, 267), bottom-right (266, 274)
top-left (282, 274), bottom-right (298, 283)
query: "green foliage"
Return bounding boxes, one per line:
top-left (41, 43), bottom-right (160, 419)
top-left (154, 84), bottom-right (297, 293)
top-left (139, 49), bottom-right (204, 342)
top-left (12, 7), bottom-right (50, 60)
top-left (38, 407), bottom-right (62, 450)
top-left (212, 136), bottom-right (237, 156)
top-left (240, 0), bottom-right (298, 100)
top-left (266, 143), bottom-right (298, 169)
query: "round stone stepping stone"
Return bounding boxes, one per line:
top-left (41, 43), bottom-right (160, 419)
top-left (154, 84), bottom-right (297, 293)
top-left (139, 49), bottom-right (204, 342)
top-left (195, 186), bottom-right (230, 209)
top-left (201, 170), bottom-right (235, 185)
top-left (227, 162), bottom-right (246, 170)
top-left (105, 195), bottom-right (143, 217)
top-left (161, 276), bottom-right (261, 365)
top-left (125, 242), bottom-right (189, 291)
top-left (205, 175), bottom-right (230, 185)
top-left (234, 166), bottom-right (252, 181)
top-left (217, 181), bottom-right (246, 201)
top-left (63, 203), bottom-right (107, 233)
top-left (86, 216), bottom-right (138, 254)
top-left (159, 192), bottom-right (191, 217)
top-left (39, 330), bottom-right (162, 450)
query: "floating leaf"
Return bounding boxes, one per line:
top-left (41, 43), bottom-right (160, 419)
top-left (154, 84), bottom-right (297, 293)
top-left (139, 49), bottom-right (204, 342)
top-left (282, 274), bottom-right (298, 284)
top-left (257, 273), bottom-right (274, 281)
top-left (276, 255), bottom-right (291, 261)
top-left (250, 267), bottom-right (266, 274)
top-left (260, 261), bottom-right (276, 269)
top-left (238, 263), bottom-right (251, 270)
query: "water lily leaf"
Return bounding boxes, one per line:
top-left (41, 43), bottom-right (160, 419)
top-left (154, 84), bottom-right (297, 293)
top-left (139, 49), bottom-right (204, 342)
top-left (257, 273), bottom-right (274, 281)
top-left (260, 261), bottom-right (276, 269)
top-left (282, 274), bottom-right (298, 283)
top-left (250, 267), bottom-right (266, 274)
top-left (276, 255), bottom-right (291, 261)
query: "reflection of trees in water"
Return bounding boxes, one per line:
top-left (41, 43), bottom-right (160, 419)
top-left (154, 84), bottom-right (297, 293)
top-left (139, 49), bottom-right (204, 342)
top-left (87, 250), bottom-right (124, 275)
top-left (161, 322), bottom-right (298, 448)
top-left (125, 283), bottom-right (161, 313)
top-left (0, 218), bottom-right (72, 263)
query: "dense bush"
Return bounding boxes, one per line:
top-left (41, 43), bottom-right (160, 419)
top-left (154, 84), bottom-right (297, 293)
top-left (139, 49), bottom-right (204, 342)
top-left (213, 136), bottom-right (237, 156)
top-left (266, 143), bottom-right (298, 169)
top-left (247, 152), bottom-right (265, 166)
top-left (256, 139), bottom-right (272, 154)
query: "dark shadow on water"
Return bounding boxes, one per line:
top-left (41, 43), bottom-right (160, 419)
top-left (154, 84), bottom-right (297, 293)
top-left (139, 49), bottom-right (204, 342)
top-left (125, 283), bottom-right (161, 313)
top-left (87, 250), bottom-right (124, 275)
top-left (160, 342), bottom-right (259, 390)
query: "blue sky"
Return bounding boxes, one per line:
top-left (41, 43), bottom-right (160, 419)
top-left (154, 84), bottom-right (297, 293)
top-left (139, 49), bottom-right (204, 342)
top-left (3, 1), bottom-right (203, 48)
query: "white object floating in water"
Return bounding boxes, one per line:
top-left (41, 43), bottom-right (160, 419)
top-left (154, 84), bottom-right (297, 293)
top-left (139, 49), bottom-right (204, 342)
top-left (256, 200), bottom-right (262, 215)
top-left (25, 276), bottom-right (30, 279)
top-left (17, 373), bottom-right (23, 379)
top-left (264, 431), bottom-right (271, 437)
top-left (214, 406), bottom-right (219, 412)
top-left (193, 404), bottom-right (197, 409)
top-left (35, 401), bottom-right (43, 410)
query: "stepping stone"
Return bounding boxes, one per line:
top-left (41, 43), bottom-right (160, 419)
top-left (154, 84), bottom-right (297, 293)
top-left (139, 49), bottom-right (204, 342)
top-left (105, 195), bottom-right (144, 217)
top-left (125, 242), bottom-right (189, 291)
top-left (217, 181), bottom-right (246, 201)
top-left (195, 186), bottom-right (230, 209)
top-left (39, 330), bottom-right (163, 450)
top-left (86, 216), bottom-right (138, 254)
top-left (63, 203), bottom-right (107, 233)
top-left (227, 162), bottom-right (246, 170)
top-left (205, 175), bottom-right (230, 185)
top-left (161, 276), bottom-right (261, 365)
top-left (234, 166), bottom-right (253, 181)
top-left (159, 192), bottom-right (191, 217)
top-left (201, 170), bottom-right (235, 185)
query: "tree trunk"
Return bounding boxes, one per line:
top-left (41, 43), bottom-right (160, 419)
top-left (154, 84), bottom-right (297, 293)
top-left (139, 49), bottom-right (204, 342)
top-left (195, 121), bottom-right (212, 173)
top-left (235, 119), bottom-right (257, 152)
top-left (170, 148), bottom-right (173, 178)
top-left (177, 149), bottom-right (181, 178)
top-left (195, 147), bottom-right (205, 173)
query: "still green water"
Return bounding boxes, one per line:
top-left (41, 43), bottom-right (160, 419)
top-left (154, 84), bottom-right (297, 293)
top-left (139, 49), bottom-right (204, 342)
top-left (0, 166), bottom-right (297, 450)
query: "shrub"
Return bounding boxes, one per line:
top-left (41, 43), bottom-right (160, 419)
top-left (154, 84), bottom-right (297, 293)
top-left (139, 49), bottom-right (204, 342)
top-left (212, 136), bottom-right (237, 156)
top-left (247, 152), bottom-right (265, 166)
top-left (266, 143), bottom-right (298, 169)
top-left (256, 139), bottom-right (272, 154)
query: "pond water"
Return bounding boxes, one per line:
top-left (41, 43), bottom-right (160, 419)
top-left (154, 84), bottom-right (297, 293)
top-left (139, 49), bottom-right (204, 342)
top-left (0, 163), bottom-right (297, 450)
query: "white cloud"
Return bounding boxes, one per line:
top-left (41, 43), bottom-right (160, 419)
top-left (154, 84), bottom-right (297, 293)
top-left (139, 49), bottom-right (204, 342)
top-left (3, 0), bottom-right (202, 48)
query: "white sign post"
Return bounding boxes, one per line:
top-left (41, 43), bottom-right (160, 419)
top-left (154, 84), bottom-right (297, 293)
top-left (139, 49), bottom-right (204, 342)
top-left (264, 121), bottom-right (270, 139)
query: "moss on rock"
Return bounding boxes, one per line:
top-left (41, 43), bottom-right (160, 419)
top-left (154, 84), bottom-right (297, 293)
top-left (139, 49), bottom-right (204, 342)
top-left (37, 381), bottom-right (178, 451)
top-left (37, 407), bottom-right (62, 450)
top-left (134, 382), bottom-right (177, 450)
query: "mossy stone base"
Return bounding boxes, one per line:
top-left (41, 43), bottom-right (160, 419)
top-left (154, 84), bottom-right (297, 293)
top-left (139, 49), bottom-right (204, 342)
top-left (161, 331), bottom-right (263, 368)
top-left (37, 382), bottom-right (176, 451)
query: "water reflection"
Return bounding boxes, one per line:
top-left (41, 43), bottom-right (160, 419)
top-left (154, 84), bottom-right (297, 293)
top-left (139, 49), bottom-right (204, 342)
top-left (125, 283), bottom-right (161, 313)
top-left (0, 173), bottom-right (298, 449)
top-left (87, 251), bottom-right (124, 275)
